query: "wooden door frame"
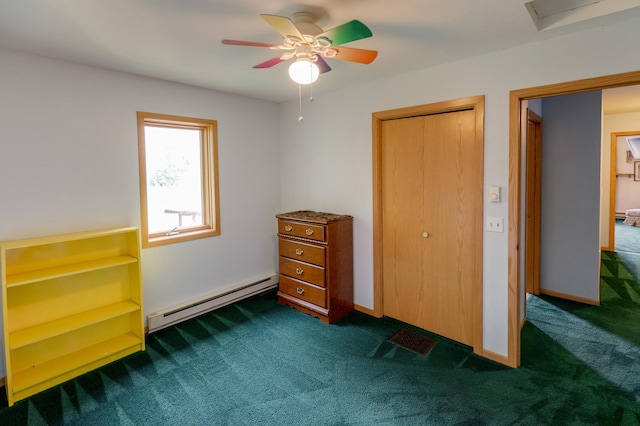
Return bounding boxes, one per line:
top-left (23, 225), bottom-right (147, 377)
top-left (525, 109), bottom-right (543, 295)
top-left (508, 70), bottom-right (640, 368)
top-left (372, 95), bottom-right (485, 358)
top-left (608, 130), bottom-right (640, 251)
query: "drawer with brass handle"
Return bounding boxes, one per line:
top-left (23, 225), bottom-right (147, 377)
top-left (279, 257), bottom-right (325, 287)
top-left (277, 220), bottom-right (325, 242)
top-left (278, 239), bottom-right (325, 266)
top-left (279, 276), bottom-right (326, 308)
top-left (276, 211), bottom-right (353, 324)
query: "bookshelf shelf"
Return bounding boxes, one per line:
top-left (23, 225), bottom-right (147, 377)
top-left (6, 255), bottom-right (138, 287)
top-left (1, 227), bottom-right (145, 406)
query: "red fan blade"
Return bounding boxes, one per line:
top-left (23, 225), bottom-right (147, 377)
top-left (316, 56), bottom-right (332, 74)
top-left (253, 57), bottom-right (285, 69)
top-left (331, 46), bottom-right (378, 64)
top-left (222, 39), bottom-right (275, 48)
top-left (261, 14), bottom-right (303, 39)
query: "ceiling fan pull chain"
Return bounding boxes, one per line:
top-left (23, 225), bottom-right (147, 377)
top-left (298, 84), bottom-right (304, 122)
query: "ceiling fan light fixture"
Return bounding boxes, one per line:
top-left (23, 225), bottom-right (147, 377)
top-left (288, 59), bottom-right (319, 85)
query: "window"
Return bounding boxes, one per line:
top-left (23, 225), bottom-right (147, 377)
top-left (626, 136), bottom-right (640, 160)
top-left (137, 112), bottom-right (220, 247)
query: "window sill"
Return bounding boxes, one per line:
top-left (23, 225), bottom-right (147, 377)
top-left (143, 228), bottom-right (220, 248)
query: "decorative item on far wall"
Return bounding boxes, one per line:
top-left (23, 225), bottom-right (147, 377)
top-left (634, 161), bottom-right (640, 181)
top-left (627, 136), bottom-right (640, 160)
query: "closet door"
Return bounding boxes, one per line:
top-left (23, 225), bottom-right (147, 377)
top-left (381, 116), bottom-right (425, 325)
top-left (382, 109), bottom-right (477, 346)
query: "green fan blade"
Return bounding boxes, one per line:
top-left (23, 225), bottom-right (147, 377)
top-left (318, 20), bottom-right (372, 46)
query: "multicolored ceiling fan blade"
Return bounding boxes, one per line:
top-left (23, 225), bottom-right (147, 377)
top-left (331, 46), bottom-right (378, 64)
top-left (315, 56), bottom-right (332, 74)
top-left (253, 57), bottom-right (285, 69)
top-left (260, 14), bottom-right (304, 39)
top-left (222, 39), bottom-right (274, 48)
top-left (318, 20), bottom-right (372, 46)
top-left (224, 13), bottom-right (377, 77)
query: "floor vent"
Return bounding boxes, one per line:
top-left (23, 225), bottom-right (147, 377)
top-left (388, 328), bottom-right (437, 355)
top-left (147, 274), bottom-right (278, 333)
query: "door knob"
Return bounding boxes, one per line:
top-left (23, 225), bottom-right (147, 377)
top-left (422, 231), bottom-right (429, 238)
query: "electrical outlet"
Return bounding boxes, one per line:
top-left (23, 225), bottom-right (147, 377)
top-left (487, 216), bottom-right (504, 233)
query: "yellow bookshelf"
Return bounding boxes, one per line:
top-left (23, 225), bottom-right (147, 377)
top-left (1, 227), bottom-right (145, 406)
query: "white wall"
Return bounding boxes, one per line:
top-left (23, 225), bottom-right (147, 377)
top-left (2, 15), bottom-right (640, 371)
top-left (539, 92), bottom-right (602, 302)
top-left (279, 17), bottom-right (640, 357)
top-left (0, 48), bottom-right (281, 376)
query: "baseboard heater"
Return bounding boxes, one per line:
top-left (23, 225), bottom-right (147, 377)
top-left (147, 273), bottom-right (278, 333)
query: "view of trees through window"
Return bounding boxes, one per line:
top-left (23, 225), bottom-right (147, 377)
top-left (144, 125), bottom-right (204, 234)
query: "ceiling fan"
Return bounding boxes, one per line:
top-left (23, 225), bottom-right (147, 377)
top-left (222, 12), bottom-right (378, 85)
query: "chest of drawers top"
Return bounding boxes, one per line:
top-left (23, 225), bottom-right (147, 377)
top-left (276, 210), bottom-right (352, 243)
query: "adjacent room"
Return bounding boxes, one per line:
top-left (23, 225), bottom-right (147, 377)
top-left (1, 0), bottom-right (640, 423)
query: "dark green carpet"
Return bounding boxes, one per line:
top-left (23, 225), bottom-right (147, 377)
top-left (2, 255), bottom-right (640, 424)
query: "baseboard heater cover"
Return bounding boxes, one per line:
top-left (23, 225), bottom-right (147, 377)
top-left (147, 274), bottom-right (278, 333)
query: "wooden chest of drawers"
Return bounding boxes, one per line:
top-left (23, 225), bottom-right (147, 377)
top-left (276, 211), bottom-right (353, 323)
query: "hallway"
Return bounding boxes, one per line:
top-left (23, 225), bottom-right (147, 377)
top-left (615, 219), bottom-right (640, 254)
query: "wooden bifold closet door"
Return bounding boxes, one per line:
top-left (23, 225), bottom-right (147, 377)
top-left (381, 109), bottom-right (478, 347)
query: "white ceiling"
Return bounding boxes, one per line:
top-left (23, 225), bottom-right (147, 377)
top-left (2, 0), bottom-right (640, 105)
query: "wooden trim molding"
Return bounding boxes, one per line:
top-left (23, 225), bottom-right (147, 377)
top-left (524, 109), bottom-right (543, 296)
top-left (508, 91), bottom-right (523, 368)
top-left (539, 289), bottom-right (600, 306)
top-left (609, 132), bottom-right (618, 252)
top-left (508, 70), bottom-right (640, 368)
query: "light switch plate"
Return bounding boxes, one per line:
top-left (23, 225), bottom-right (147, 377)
top-left (489, 185), bottom-right (501, 202)
top-left (487, 216), bottom-right (504, 232)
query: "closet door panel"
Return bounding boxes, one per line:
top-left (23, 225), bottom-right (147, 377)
top-left (381, 116), bottom-right (425, 325)
top-left (422, 110), bottom-right (476, 346)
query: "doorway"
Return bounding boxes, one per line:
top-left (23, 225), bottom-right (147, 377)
top-left (509, 70), bottom-right (640, 368)
top-left (609, 131), bottom-right (640, 254)
top-left (372, 96), bottom-right (484, 354)
top-left (525, 109), bottom-right (542, 296)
